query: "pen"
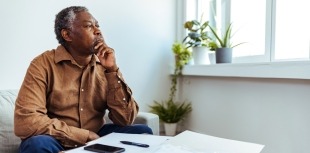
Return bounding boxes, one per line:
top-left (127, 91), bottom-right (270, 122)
top-left (120, 141), bottom-right (149, 148)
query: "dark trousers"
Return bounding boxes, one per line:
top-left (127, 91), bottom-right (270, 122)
top-left (19, 123), bottom-right (153, 153)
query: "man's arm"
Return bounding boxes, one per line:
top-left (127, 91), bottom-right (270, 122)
top-left (95, 43), bottom-right (139, 126)
top-left (105, 70), bottom-right (139, 126)
top-left (14, 58), bottom-right (90, 147)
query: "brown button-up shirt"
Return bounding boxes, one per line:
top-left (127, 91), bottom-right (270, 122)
top-left (14, 45), bottom-right (138, 147)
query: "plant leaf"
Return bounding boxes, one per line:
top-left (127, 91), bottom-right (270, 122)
top-left (209, 26), bottom-right (224, 47)
top-left (223, 23), bottom-right (232, 47)
top-left (149, 100), bottom-right (192, 123)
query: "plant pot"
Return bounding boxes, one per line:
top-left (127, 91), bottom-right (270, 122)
top-left (192, 46), bottom-right (211, 65)
top-left (216, 48), bottom-right (232, 63)
top-left (164, 122), bottom-right (177, 136)
top-left (208, 51), bottom-right (216, 64)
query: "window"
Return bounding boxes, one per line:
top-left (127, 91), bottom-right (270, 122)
top-left (185, 0), bottom-right (310, 63)
top-left (274, 0), bottom-right (310, 60)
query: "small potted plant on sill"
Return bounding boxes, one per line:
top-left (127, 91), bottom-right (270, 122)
top-left (183, 19), bottom-right (214, 65)
top-left (208, 23), bottom-right (245, 63)
top-left (149, 42), bottom-right (192, 136)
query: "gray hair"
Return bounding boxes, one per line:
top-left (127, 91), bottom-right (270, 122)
top-left (54, 6), bottom-right (88, 46)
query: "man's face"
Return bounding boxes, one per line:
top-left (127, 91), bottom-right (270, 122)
top-left (68, 11), bottom-right (104, 55)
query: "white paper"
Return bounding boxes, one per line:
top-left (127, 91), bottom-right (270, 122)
top-left (64, 131), bottom-right (264, 153)
top-left (162, 130), bottom-right (265, 153)
top-left (64, 133), bottom-right (171, 153)
top-left (151, 144), bottom-right (206, 153)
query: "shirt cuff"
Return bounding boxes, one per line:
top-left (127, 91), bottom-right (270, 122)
top-left (105, 71), bottom-right (123, 89)
top-left (61, 127), bottom-right (89, 148)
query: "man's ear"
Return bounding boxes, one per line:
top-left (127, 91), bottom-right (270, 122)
top-left (61, 29), bottom-right (72, 42)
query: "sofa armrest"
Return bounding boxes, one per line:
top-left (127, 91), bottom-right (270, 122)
top-left (104, 112), bottom-right (160, 135)
top-left (0, 90), bottom-right (20, 153)
top-left (134, 112), bottom-right (159, 135)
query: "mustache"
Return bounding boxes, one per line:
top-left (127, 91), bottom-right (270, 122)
top-left (94, 37), bottom-right (104, 46)
top-left (91, 37), bottom-right (104, 54)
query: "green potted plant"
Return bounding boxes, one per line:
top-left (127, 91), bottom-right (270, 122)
top-left (149, 42), bottom-right (192, 136)
top-left (183, 20), bottom-right (211, 48)
top-left (208, 23), bottom-right (245, 63)
top-left (183, 20), bottom-right (214, 65)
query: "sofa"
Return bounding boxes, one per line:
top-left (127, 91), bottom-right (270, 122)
top-left (0, 89), bottom-right (159, 153)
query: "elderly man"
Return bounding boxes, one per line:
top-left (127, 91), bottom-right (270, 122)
top-left (14, 6), bottom-right (152, 153)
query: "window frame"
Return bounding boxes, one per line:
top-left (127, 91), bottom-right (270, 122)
top-left (218, 0), bottom-right (272, 63)
top-left (176, 0), bottom-right (310, 79)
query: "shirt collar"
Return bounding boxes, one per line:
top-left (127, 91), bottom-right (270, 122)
top-left (54, 45), bottom-right (100, 66)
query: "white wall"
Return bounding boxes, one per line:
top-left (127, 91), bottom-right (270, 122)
top-left (180, 76), bottom-right (310, 153)
top-left (2, 1), bottom-right (310, 153)
top-left (0, 0), bottom-right (177, 111)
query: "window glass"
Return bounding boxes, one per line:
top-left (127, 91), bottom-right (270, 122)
top-left (274, 0), bottom-right (310, 60)
top-left (186, 0), bottom-right (310, 62)
top-left (186, 0), bottom-right (196, 21)
top-left (230, 0), bottom-right (266, 58)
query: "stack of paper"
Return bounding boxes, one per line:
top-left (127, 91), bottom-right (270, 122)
top-left (152, 130), bottom-right (264, 153)
top-left (64, 131), bottom-right (264, 153)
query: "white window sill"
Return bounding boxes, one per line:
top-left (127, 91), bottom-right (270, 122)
top-left (182, 61), bottom-right (310, 80)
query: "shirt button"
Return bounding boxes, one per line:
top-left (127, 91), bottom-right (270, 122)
top-left (80, 108), bottom-right (83, 111)
top-left (117, 80), bottom-right (121, 83)
top-left (75, 145), bottom-right (78, 147)
top-left (81, 89), bottom-right (84, 92)
top-left (123, 98), bottom-right (126, 101)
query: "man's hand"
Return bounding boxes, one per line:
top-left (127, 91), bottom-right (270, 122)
top-left (87, 131), bottom-right (100, 142)
top-left (95, 41), bottom-right (118, 72)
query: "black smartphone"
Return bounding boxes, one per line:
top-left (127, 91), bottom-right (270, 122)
top-left (84, 143), bottom-right (125, 153)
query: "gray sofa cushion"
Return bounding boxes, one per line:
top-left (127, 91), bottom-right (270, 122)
top-left (0, 90), bottom-right (20, 153)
